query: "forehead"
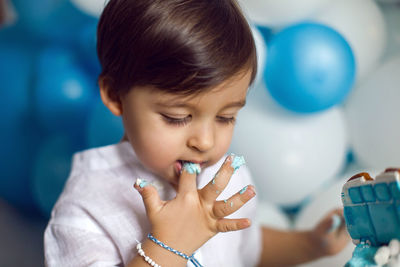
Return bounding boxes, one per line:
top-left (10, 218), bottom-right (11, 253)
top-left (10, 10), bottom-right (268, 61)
top-left (152, 70), bottom-right (252, 106)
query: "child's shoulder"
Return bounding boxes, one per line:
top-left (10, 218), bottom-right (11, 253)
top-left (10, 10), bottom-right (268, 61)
top-left (55, 142), bottom-right (146, 209)
top-left (71, 141), bottom-right (137, 172)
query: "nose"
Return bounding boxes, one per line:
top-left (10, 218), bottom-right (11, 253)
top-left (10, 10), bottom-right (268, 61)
top-left (187, 122), bottom-right (215, 152)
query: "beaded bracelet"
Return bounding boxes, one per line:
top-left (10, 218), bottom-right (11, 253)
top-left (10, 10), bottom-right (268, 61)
top-left (136, 242), bottom-right (162, 267)
top-left (147, 233), bottom-right (203, 267)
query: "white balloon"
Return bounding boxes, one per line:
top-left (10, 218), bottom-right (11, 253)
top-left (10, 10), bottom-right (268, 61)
top-left (250, 26), bottom-right (267, 89)
top-left (345, 55), bottom-right (400, 169)
top-left (71, 0), bottom-right (107, 17)
top-left (380, 4), bottom-right (400, 61)
top-left (237, 0), bottom-right (332, 27)
top-left (310, 0), bottom-right (387, 80)
top-left (255, 201), bottom-right (291, 230)
top-left (295, 167), bottom-right (380, 267)
top-left (231, 84), bottom-right (348, 206)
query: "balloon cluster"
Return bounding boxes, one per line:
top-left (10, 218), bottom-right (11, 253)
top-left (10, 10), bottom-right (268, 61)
top-left (235, 2), bottom-right (399, 265)
top-left (0, 0), bottom-right (123, 217)
top-left (232, 0), bottom-right (400, 208)
top-left (1, 1), bottom-right (399, 235)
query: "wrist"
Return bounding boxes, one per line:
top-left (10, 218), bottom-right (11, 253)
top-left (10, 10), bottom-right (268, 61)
top-left (147, 233), bottom-right (203, 267)
top-left (141, 238), bottom-right (188, 267)
top-left (306, 230), bottom-right (327, 259)
top-left (151, 229), bottom-right (199, 256)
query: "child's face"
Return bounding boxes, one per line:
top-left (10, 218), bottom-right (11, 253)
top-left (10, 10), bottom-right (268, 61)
top-left (120, 70), bottom-right (251, 187)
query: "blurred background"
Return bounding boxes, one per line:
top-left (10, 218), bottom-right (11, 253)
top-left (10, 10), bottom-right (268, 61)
top-left (0, 0), bottom-right (399, 266)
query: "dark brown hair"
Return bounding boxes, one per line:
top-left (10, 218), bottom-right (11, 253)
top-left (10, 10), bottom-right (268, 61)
top-left (97, 0), bottom-right (257, 95)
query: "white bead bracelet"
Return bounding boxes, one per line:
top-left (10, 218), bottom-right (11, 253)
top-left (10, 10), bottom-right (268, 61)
top-left (136, 242), bottom-right (162, 267)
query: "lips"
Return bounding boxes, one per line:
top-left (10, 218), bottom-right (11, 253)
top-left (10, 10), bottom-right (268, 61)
top-left (174, 160), bottom-right (206, 175)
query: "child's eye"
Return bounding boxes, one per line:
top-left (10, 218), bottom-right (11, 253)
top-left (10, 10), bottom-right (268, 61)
top-left (217, 116), bottom-right (236, 124)
top-left (161, 114), bottom-right (191, 126)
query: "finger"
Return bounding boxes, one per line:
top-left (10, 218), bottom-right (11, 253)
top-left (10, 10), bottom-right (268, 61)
top-left (317, 209), bottom-right (345, 235)
top-left (213, 185), bottom-right (256, 218)
top-left (216, 218), bottom-right (251, 233)
top-left (178, 162), bottom-right (201, 194)
top-left (199, 154), bottom-right (245, 203)
top-left (326, 214), bottom-right (342, 233)
top-left (134, 178), bottom-right (163, 214)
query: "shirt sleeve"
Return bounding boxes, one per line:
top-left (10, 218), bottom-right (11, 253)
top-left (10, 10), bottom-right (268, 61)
top-left (237, 165), bottom-right (262, 267)
top-left (44, 223), bottom-right (123, 267)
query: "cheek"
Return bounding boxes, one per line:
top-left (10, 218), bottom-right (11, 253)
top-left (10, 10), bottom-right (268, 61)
top-left (214, 127), bottom-right (234, 158)
top-left (129, 122), bottom-right (183, 169)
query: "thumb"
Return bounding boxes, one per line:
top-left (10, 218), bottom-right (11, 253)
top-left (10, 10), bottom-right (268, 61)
top-left (316, 210), bottom-right (344, 234)
top-left (134, 178), bottom-right (162, 214)
top-left (326, 214), bottom-right (343, 233)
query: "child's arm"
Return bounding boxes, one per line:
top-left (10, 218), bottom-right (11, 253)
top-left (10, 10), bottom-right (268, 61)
top-left (127, 155), bottom-right (256, 267)
top-left (257, 209), bottom-right (350, 267)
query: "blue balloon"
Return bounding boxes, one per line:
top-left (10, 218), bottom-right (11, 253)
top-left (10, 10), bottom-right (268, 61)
top-left (0, 44), bottom-right (32, 120)
top-left (0, 117), bottom-right (44, 212)
top-left (34, 46), bottom-right (96, 136)
top-left (76, 19), bottom-right (101, 78)
top-left (11, 0), bottom-right (96, 44)
top-left (86, 99), bottom-right (124, 148)
top-left (0, 23), bottom-right (30, 44)
top-left (0, 44), bottom-right (41, 211)
top-left (265, 23), bottom-right (356, 113)
top-left (31, 135), bottom-right (82, 217)
top-left (256, 25), bottom-right (273, 43)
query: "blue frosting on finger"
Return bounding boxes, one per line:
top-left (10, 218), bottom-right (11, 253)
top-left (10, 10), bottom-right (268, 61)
top-left (231, 155), bottom-right (245, 172)
top-left (183, 162), bottom-right (201, 174)
top-left (328, 214), bottom-right (342, 233)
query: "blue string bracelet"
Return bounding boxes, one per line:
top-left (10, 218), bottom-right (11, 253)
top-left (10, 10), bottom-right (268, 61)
top-left (147, 233), bottom-right (203, 267)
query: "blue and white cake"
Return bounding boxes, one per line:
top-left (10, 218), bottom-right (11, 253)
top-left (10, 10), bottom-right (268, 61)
top-left (341, 168), bottom-right (400, 266)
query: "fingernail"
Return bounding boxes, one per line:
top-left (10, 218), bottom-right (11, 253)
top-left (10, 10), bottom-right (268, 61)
top-left (240, 185), bottom-right (256, 197)
top-left (239, 186), bottom-right (248, 195)
top-left (327, 214), bottom-right (342, 233)
top-left (241, 219), bottom-right (251, 228)
top-left (231, 155), bottom-right (245, 172)
top-left (183, 162), bottom-right (201, 175)
top-left (224, 154), bottom-right (234, 164)
top-left (135, 178), bottom-right (150, 188)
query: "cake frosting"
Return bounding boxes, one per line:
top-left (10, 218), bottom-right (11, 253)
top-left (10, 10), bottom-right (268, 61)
top-left (342, 168), bottom-right (400, 267)
top-left (346, 239), bottom-right (400, 267)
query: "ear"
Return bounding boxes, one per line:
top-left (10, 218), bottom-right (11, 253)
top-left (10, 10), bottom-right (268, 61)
top-left (99, 77), bottom-right (122, 116)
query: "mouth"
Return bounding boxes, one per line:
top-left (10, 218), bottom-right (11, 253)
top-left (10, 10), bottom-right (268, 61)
top-left (174, 160), bottom-right (207, 176)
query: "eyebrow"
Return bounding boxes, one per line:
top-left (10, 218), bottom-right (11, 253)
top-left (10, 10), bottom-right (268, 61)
top-left (155, 99), bottom-right (246, 109)
top-left (221, 100), bottom-right (246, 109)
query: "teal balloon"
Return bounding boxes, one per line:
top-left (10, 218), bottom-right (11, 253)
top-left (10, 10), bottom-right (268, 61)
top-left (265, 23), bottom-right (356, 113)
top-left (31, 135), bottom-right (81, 217)
top-left (34, 46), bottom-right (96, 136)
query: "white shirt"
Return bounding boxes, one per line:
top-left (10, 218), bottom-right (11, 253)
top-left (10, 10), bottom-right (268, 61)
top-left (44, 142), bottom-right (261, 267)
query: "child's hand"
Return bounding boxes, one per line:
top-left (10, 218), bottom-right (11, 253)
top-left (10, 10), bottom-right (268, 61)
top-left (134, 155), bottom-right (256, 256)
top-left (310, 208), bottom-right (350, 257)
